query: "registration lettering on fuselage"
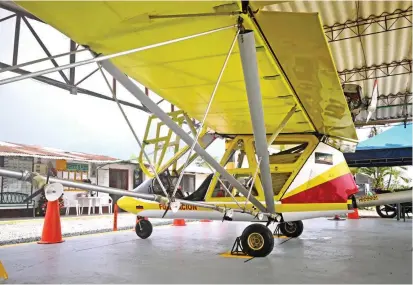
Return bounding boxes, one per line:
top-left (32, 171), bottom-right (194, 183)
top-left (158, 204), bottom-right (198, 210)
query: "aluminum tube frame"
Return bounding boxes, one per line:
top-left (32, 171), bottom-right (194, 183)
top-left (99, 59), bottom-right (268, 214)
top-left (0, 24), bottom-right (236, 86)
top-left (0, 168), bottom-right (267, 217)
top-left (0, 167), bottom-right (157, 201)
top-left (171, 28), bottom-right (239, 198)
top-left (355, 190), bottom-right (413, 208)
top-left (0, 48), bottom-right (87, 74)
top-left (237, 30), bottom-right (275, 214)
top-left (267, 105), bottom-right (297, 147)
top-left (97, 63), bottom-right (169, 198)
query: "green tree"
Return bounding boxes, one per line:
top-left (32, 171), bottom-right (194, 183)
top-left (355, 166), bottom-right (411, 191)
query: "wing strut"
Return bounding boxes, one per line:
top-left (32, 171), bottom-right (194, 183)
top-left (238, 30), bottom-right (275, 214)
top-left (96, 63), bottom-right (169, 198)
top-left (99, 60), bottom-right (268, 214)
top-left (171, 28), bottom-right (240, 199)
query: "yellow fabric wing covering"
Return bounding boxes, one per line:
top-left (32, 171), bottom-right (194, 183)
top-left (15, 1), bottom-right (358, 142)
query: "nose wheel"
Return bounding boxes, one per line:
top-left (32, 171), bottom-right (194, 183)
top-left (278, 220), bottom-right (304, 238)
top-left (135, 219), bottom-right (153, 239)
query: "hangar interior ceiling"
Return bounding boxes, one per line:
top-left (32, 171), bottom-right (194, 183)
top-left (0, 1), bottom-right (412, 128)
top-left (265, 1), bottom-right (412, 127)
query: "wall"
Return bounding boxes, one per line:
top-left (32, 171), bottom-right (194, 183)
top-left (91, 163), bottom-right (137, 191)
top-left (194, 173), bottom-right (209, 190)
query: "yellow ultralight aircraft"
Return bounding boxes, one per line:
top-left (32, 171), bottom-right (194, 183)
top-left (1, 1), bottom-right (373, 257)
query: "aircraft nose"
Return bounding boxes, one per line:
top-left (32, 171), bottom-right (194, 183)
top-left (116, 196), bottom-right (136, 212)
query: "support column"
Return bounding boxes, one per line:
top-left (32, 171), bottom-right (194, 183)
top-left (99, 60), bottom-right (267, 213)
top-left (237, 30), bottom-right (275, 214)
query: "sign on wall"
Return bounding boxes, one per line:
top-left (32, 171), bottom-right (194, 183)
top-left (66, 163), bottom-right (88, 172)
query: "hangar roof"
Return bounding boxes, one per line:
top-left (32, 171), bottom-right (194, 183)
top-left (264, 1), bottom-right (412, 126)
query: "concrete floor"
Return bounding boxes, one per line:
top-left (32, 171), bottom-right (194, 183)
top-left (0, 218), bottom-right (411, 284)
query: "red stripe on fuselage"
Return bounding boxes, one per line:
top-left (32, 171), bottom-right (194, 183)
top-left (281, 173), bottom-right (358, 204)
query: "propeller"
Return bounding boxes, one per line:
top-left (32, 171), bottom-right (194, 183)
top-left (366, 79), bottom-right (379, 123)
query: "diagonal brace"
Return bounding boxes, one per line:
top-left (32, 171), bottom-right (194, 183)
top-left (99, 59), bottom-right (268, 214)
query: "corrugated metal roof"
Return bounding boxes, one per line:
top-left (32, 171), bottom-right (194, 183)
top-left (0, 141), bottom-right (121, 163)
top-left (264, 1), bottom-right (412, 125)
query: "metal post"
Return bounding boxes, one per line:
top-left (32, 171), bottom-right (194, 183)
top-left (69, 40), bottom-right (77, 94)
top-left (99, 60), bottom-right (268, 214)
top-left (237, 30), bottom-right (275, 214)
top-left (113, 204), bottom-right (118, 231)
top-left (12, 15), bottom-right (21, 66)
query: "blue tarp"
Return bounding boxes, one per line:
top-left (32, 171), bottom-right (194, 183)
top-left (345, 124), bottom-right (412, 167)
top-left (356, 124), bottom-right (412, 150)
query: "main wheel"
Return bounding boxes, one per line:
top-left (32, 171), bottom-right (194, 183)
top-left (279, 221), bottom-right (304, 238)
top-left (376, 205), bottom-right (397, 218)
top-left (135, 219), bottom-right (153, 239)
top-left (240, 223), bottom-right (274, 257)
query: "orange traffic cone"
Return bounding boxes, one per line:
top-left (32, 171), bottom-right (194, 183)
top-left (348, 208), bottom-right (360, 219)
top-left (173, 219), bottom-right (186, 226)
top-left (38, 200), bottom-right (64, 244)
top-left (200, 219), bottom-right (212, 222)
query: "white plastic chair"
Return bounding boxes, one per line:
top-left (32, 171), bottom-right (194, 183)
top-left (64, 197), bottom-right (80, 216)
top-left (98, 196), bottom-right (113, 214)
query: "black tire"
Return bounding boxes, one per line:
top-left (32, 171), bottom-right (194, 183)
top-left (376, 205), bottom-right (397, 219)
top-left (279, 221), bottom-right (304, 238)
top-left (135, 219), bottom-right (153, 239)
top-left (240, 223), bottom-right (274, 257)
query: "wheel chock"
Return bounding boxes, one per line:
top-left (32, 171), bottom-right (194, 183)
top-left (219, 236), bottom-right (250, 258)
top-left (219, 251), bottom-right (251, 258)
top-left (0, 261), bottom-right (8, 280)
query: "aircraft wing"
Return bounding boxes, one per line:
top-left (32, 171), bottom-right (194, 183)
top-left (15, 1), bottom-right (358, 143)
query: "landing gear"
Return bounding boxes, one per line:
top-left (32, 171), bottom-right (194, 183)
top-left (279, 220), bottom-right (304, 238)
top-left (240, 223), bottom-right (274, 257)
top-left (376, 204), bottom-right (397, 219)
top-left (135, 219), bottom-right (153, 239)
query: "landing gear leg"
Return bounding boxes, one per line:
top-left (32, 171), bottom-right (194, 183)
top-left (135, 217), bottom-right (153, 239)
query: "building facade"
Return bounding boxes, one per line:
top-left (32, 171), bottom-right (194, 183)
top-left (0, 141), bottom-right (141, 218)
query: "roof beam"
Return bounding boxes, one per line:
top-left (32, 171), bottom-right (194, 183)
top-left (0, 2), bottom-right (43, 23)
top-left (324, 7), bottom-right (412, 43)
top-left (355, 117), bottom-right (412, 126)
top-left (338, 60), bottom-right (412, 83)
top-left (0, 61), bottom-right (149, 113)
top-left (376, 103), bottom-right (412, 110)
top-left (378, 92), bottom-right (412, 106)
